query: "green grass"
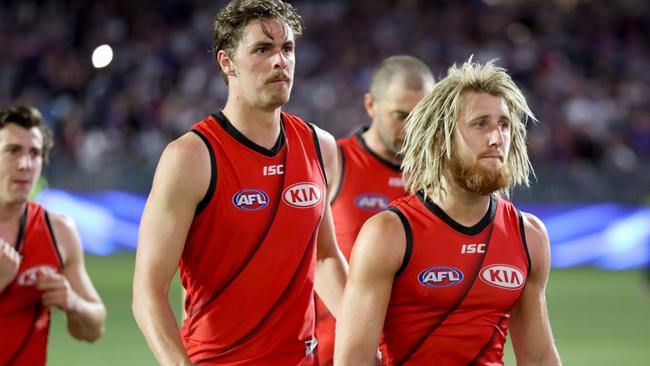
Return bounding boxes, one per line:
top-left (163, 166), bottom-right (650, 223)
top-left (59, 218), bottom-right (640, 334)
top-left (47, 255), bottom-right (650, 365)
top-left (48, 253), bottom-right (182, 365)
top-left (503, 268), bottom-right (650, 365)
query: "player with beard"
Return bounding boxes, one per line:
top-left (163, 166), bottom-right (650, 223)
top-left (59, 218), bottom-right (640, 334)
top-left (335, 59), bottom-right (562, 365)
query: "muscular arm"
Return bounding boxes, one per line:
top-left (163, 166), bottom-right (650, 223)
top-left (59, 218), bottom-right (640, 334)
top-left (312, 125), bottom-right (348, 318)
top-left (132, 133), bottom-right (210, 365)
top-left (509, 213), bottom-right (562, 365)
top-left (335, 211), bottom-right (405, 366)
top-left (37, 214), bottom-right (106, 341)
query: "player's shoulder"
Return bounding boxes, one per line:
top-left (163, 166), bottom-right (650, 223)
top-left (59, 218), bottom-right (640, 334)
top-left (166, 131), bottom-right (208, 156)
top-left (46, 211), bottom-right (77, 233)
top-left (158, 132), bottom-right (211, 173)
top-left (519, 211), bottom-right (548, 242)
top-left (357, 210), bottom-right (407, 253)
top-left (351, 209), bottom-right (407, 274)
top-left (152, 132), bottom-right (212, 200)
top-left (307, 122), bottom-right (335, 148)
top-left (519, 211), bottom-right (551, 275)
top-left (44, 211), bottom-right (81, 266)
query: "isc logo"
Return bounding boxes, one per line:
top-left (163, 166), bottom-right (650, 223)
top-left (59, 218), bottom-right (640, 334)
top-left (263, 164), bottom-right (284, 176)
top-left (388, 177), bottom-right (403, 187)
top-left (418, 266), bottom-right (464, 288)
top-left (461, 243), bottom-right (486, 254)
top-left (17, 265), bottom-right (57, 286)
top-left (480, 264), bottom-right (525, 290)
top-left (283, 182), bottom-right (322, 208)
top-left (232, 189), bottom-right (269, 211)
top-left (354, 193), bottom-right (390, 212)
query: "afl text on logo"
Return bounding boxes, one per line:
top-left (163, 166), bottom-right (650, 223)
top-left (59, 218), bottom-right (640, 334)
top-left (354, 193), bottom-right (390, 213)
top-left (418, 266), bottom-right (464, 288)
top-left (232, 189), bottom-right (269, 211)
top-left (282, 182), bottom-right (322, 208)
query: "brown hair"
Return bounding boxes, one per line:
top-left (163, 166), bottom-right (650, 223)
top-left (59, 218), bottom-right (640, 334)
top-left (0, 105), bottom-right (54, 163)
top-left (213, 0), bottom-right (304, 84)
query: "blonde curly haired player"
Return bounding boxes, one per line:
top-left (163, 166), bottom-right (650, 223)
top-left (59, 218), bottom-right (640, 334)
top-left (335, 57), bottom-right (561, 366)
top-left (401, 57), bottom-right (536, 200)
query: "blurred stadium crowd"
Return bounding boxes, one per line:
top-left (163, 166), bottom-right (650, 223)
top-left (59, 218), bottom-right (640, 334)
top-left (1, 0), bottom-right (649, 201)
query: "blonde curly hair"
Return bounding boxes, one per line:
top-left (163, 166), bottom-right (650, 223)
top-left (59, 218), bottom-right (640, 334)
top-left (401, 57), bottom-right (536, 199)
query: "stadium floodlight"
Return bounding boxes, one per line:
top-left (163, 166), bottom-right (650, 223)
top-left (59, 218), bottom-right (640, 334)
top-left (92, 44), bottom-right (114, 69)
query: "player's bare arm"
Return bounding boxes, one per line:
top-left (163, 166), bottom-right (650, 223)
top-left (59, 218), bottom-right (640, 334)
top-left (335, 210), bottom-right (405, 366)
top-left (312, 124), bottom-right (348, 318)
top-left (133, 132), bottom-right (210, 365)
top-left (36, 213), bottom-right (106, 342)
top-left (509, 212), bottom-right (562, 366)
top-left (327, 144), bottom-right (343, 204)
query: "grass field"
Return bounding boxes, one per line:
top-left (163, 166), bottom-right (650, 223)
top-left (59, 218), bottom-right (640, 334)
top-left (47, 254), bottom-right (650, 365)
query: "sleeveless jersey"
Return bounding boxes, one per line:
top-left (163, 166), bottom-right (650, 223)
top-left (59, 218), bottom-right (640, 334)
top-left (331, 128), bottom-right (405, 260)
top-left (180, 111), bottom-right (327, 365)
top-left (0, 202), bottom-right (62, 366)
top-left (316, 128), bottom-right (406, 365)
top-left (381, 193), bottom-right (531, 366)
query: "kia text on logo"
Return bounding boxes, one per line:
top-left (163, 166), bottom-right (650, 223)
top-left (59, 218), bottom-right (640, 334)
top-left (418, 266), bottom-right (464, 288)
top-left (283, 182), bottom-right (322, 208)
top-left (233, 189), bottom-right (269, 211)
top-left (354, 193), bottom-right (390, 212)
top-left (480, 264), bottom-right (525, 290)
top-left (17, 265), bottom-right (57, 286)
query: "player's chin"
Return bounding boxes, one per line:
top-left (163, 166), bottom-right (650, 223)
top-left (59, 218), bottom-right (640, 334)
top-left (478, 159), bottom-right (504, 171)
top-left (264, 94), bottom-right (291, 109)
top-left (8, 191), bottom-right (30, 204)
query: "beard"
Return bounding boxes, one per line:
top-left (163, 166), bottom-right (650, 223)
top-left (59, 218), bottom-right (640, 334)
top-left (448, 152), bottom-right (512, 195)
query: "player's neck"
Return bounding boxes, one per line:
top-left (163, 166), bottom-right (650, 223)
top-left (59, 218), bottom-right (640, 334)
top-left (362, 127), bottom-right (400, 164)
top-left (0, 200), bottom-right (27, 223)
top-left (222, 102), bottom-right (282, 150)
top-left (434, 180), bottom-right (492, 227)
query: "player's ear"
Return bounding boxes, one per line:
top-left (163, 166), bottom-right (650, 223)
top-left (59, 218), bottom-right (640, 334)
top-left (217, 50), bottom-right (237, 78)
top-left (364, 93), bottom-right (375, 118)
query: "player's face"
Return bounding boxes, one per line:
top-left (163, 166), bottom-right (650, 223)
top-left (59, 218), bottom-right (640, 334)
top-left (367, 83), bottom-right (429, 157)
top-left (0, 124), bottom-right (43, 204)
top-left (449, 92), bottom-right (512, 195)
top-left (228, 18), bottom-right (295, 111)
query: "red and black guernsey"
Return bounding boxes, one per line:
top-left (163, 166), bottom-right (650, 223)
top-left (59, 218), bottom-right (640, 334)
top-left (381, 193), bottom-right (531, 366)
top-left (316, 128), bottom-right (406, 366)
top-left (331, 127), bottom-right (406, 260)
top-left (0, 202), bottom-right (63, 366)
top-left (180, 111), bottom-right (327, 365)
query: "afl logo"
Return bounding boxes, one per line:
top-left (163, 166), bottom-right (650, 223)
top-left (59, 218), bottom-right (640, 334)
top-left (283, 182), bottom-right (322, 208)
top-left (480, 264), bottom-right (525, 290)
top-left (232, 189), bottom-right (269, 211)
top-left (17, 265), bottom-right (57, 286)
top-left (354, 193), bottom-right (390, 212)
top-left (418, 266), bottom-right (463, 288)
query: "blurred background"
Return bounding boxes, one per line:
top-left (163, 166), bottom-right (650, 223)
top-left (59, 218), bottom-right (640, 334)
top-left (1, 0), bottom-right (649, 364)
